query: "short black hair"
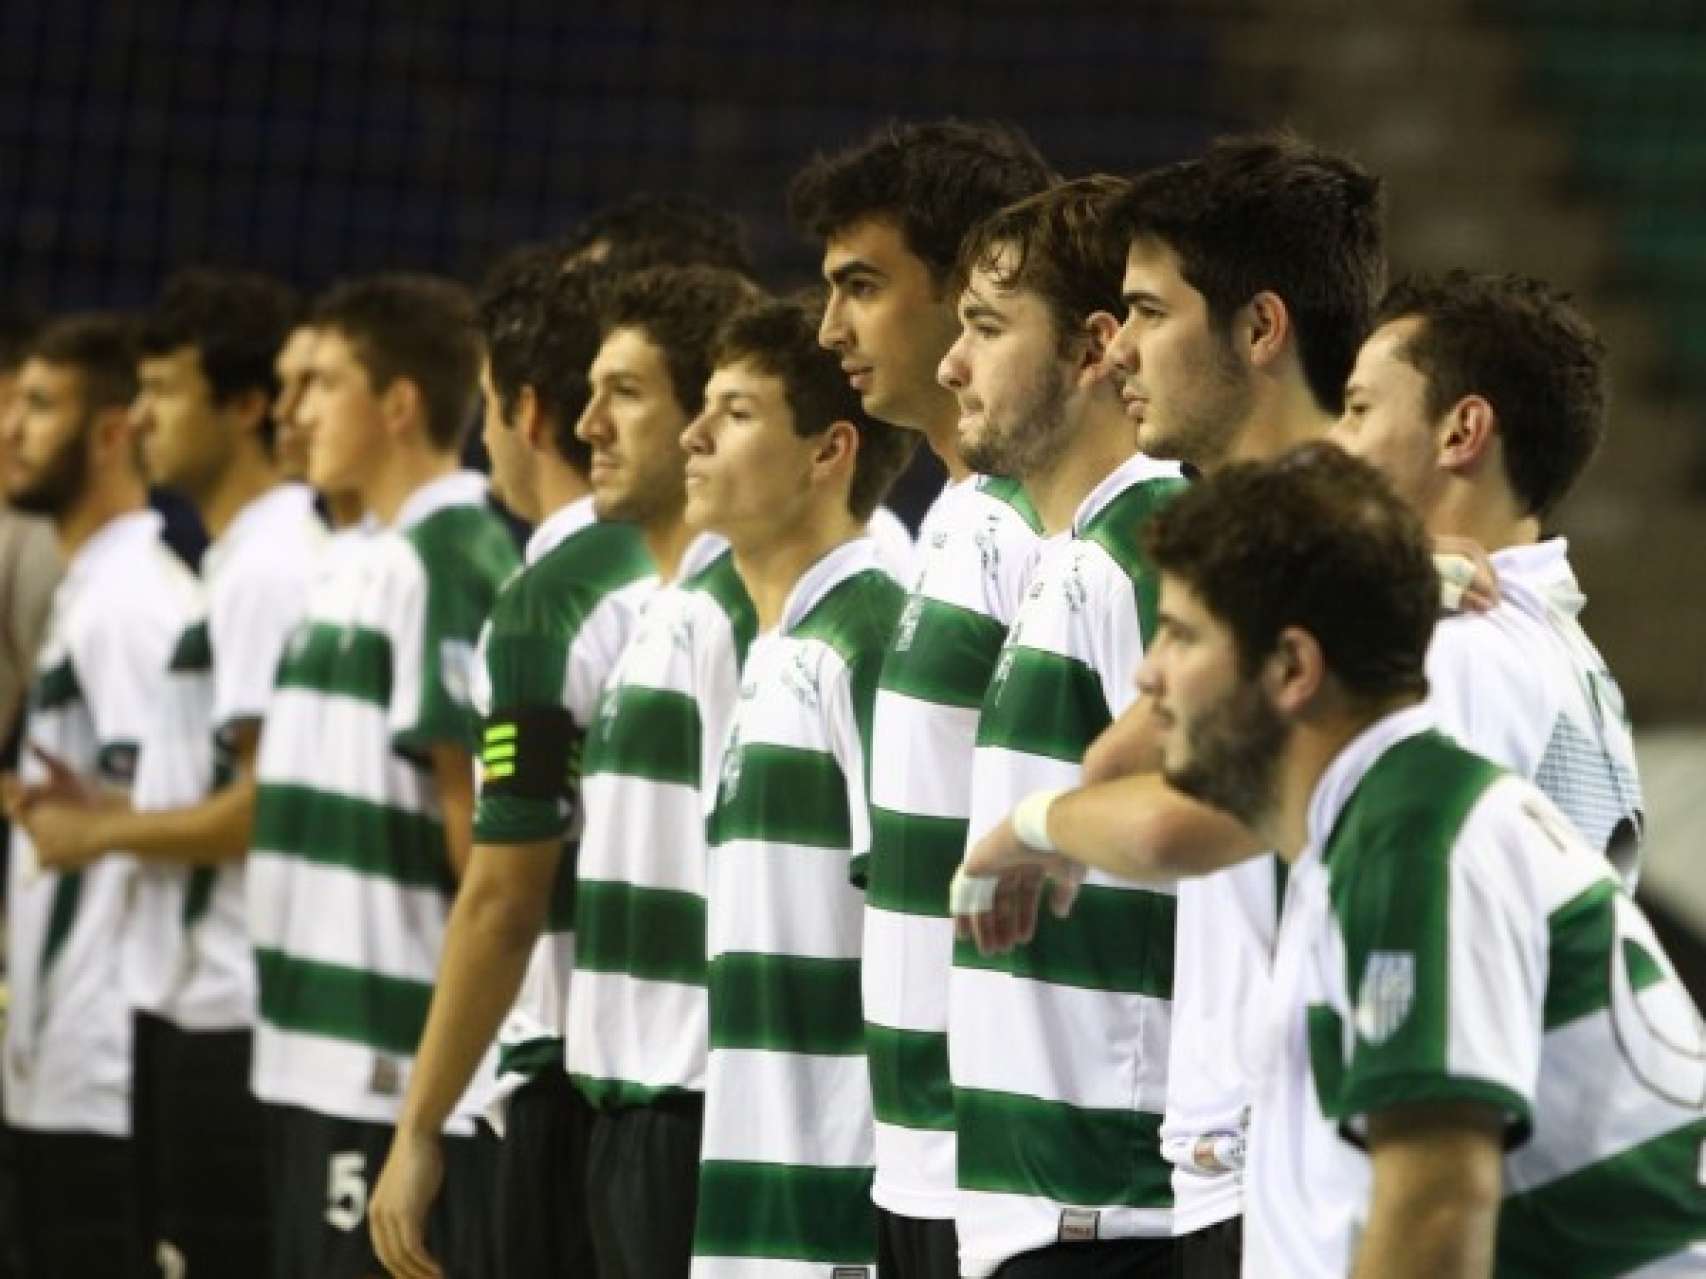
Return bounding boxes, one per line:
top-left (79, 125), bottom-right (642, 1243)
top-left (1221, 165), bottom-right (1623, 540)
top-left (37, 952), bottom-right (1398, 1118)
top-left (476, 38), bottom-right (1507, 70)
top-left (478, 248), bottom-right (604, 473)
top-left (31, 313), bottom-right (138, 416)
top-left (1146, 441), bottom-right (1436, 702)
top-left (712, 296), bottom-right (917, 521)
top-left (1376, 271), bottom-right (1606, 519)
top-left (598, 265), bottom-right (761, 418)
top-left (1113, 131), bottom-right (1386, 414)
top-left (956, 176), bottom-right (1130, 346)
top-left (787, 119), bottom-right (1055, 281)
top-left (558, 193), bottom-right (754, 276)
top-left (0, 298), bottom-right (42, 374)
top-left (137, 268), bottom-right (301, 404)
top-left (312, 273), bottom-right (481, 453)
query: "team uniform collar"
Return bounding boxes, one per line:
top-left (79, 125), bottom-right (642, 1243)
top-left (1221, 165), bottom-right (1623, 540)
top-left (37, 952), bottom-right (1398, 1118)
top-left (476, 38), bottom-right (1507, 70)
top-left (523, 494), bottom-right (598, 567)
top-left (775, 535), bottom-right (881, 634)
top-left (673, 531), bottom-right (729, 586)
top-left (1303, 702), bottom-right (1439, 866)
top-left (1490, 537), bottom-right (1583, 619)
top-left (392, 469), bottom-right (488, 533)
top-left (1071, 453), bottom-right (1181, 536)
top-left (63, 509), bottom-right (162, 588)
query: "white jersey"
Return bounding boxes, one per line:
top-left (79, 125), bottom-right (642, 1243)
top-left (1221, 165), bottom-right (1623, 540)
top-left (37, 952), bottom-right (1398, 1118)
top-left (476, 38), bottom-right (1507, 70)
top-left (248, 472), bottom-right (518, 1127)
top-left (864, 476), bottom-right (1042, 1221)
top-left (692, 538), bottom-right (905, 1278)
top-left (121, 485), bottom-right (324, 1031)
top-left (950, 455), bottom-right (1186, 1276)
top-left (1427, 538), bottom-right (1643, 885)
top-left (1248, 705), bottom-right (1706, 1277)
top-left (565, 533), bottom-right (753, 1109)
top-left (4, 511), bottom-right (199, 1135)
top-left (866, 504), bottom-right (916, 584)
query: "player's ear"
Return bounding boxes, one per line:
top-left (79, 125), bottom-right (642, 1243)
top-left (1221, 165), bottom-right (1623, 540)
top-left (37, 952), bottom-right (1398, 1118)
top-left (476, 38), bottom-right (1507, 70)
top-left (1265, 625), bottom-right (1324, 715)
top-left (1079, 311), bottom-right (1121, 389)
top-left (812, 420), bottom-right (858, 488)
top-left (1245, 291), bottom-right (1292, 371)
top-left (1439, 394), bottom-right (1497, 472)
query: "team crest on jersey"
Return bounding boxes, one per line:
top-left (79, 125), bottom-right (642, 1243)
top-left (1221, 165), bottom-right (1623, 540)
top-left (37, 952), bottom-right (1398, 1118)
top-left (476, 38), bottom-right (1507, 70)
top-left (1061, 552), bottom-right (1089, 613)
top-left (974, 517), bottom-right (1001, 578)
top-left (1355, 951), bottom-right (1416, 1046)
top-left (780, 648), bottom-right (821, 710)
top-left (717, 727), bottom-right (744, 804)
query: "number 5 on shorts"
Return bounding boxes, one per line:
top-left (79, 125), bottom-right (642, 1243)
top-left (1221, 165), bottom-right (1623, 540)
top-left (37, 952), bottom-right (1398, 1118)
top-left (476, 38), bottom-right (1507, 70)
top-left (325, 1151), bottom-right (368, 1232)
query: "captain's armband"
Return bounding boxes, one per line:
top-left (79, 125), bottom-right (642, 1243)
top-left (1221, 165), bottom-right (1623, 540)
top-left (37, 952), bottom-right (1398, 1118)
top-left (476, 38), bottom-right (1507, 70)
top-left (479, 705), bottom-right (579, 801)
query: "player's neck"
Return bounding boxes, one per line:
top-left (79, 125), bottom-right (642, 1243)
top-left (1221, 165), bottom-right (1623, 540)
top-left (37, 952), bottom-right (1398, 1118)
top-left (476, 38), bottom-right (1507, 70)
top-left (1426, 483), bottom-right (1540, 557)
top-left (920, 402), bottom-right (971, 484)
top-left (197, 443), bottom-right (281, 540)
top-left (363, 445), bottom-right (458, 527)
top-left (1024, 401), bottom-right (1135, 535)
top-left (532, 455), bottom-right (592, 528)
top-left (1218, 385), bottom-right (1332, 472)
top-left (1270, 694), bottom-right (1423, 861)
top-left (730, 502), bottom-right (863, 633)
top-left (639, 509), bottom-right (692, 583)
top-left (55, 477), bottom-right (148, 561)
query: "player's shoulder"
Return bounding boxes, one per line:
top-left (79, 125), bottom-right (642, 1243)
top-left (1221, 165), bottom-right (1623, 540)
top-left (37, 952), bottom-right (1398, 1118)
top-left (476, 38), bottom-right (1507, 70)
top-left (1077, 461), bottom-right (1186, 585)
top-left (397, 500), bottom-right (519, 597)
top-left (971, 474), bottom-right (1045, 536)
top-left (793, 567), bottom-right (906, 676)
top-left (1428, 601), bottom-right (1559, 723)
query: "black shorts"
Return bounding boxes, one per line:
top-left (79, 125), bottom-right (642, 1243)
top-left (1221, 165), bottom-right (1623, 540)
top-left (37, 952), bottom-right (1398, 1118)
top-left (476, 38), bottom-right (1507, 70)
top-left (263, 1102), bottom-right (496, 1279)
top-left (493, 1070), bottom-right (597, 1277)
top-left (991, 1235), bottom-right (1176, 1279)
top-left (132, 1011), bottom-right (270, 1275)
top-left (876, 1206), bottom-right (959, 1279)
top-left (2, 1124), bottom-right (131, 1279)
top-left (585, 1092), bottom-right (704, 1279)
top-left (1177, 1215), bottom-right (1241, 1279)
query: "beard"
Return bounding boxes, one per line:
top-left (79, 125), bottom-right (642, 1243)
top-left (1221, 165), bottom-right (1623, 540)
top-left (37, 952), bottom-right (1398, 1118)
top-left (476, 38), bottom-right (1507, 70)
top-left (1163, 678), bottom-right (1288, 830)
top-left (1141, 329), bottom-right (1253, 470)
top-left (7, 423), bottom-right (92, 518)
top-left (958, 359), bottom-right (1075, 480)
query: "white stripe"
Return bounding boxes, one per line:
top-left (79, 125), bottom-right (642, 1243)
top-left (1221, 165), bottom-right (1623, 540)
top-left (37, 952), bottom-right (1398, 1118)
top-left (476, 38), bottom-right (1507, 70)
top-left (869, 695), bottom-right (980, 819)
top-left (706, 838), bottom-right (864, 962)
top-left (565, 968), bottom-right (708, 1092)
top-left (578, 774), bottom-right (705, 895)
top-left (861, 906), bottom-right (951, 1029)
top-left (870, 1123), bottom-right (956, 1221)
top-left (247, 854), bottom-right (446, 983)
top-left (258, 688), bottom-right (440, 819)
top-left (699, 1047), bottom-right (873, 1168)
top-left (251, 1023), bottom-right (474, 1133)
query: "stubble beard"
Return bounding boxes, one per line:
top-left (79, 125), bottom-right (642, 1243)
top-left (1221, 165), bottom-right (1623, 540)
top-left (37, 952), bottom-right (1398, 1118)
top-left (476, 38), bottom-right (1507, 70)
top-left (1163, 679), bottom-right (1288, 832)
top-left (958, 361), bottom-right (1075, 482)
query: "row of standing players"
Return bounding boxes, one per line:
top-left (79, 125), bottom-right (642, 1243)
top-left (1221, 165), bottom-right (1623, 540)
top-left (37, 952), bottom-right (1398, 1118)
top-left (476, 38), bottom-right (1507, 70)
top-left (0, 122), bottom-right (1696, 1279)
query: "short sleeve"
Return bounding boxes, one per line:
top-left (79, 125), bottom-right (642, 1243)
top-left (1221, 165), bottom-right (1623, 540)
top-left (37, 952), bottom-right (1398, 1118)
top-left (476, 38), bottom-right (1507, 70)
top-left (389, 541), bottom-right (501, 757)
top-left (1333, 798), bottom-right (1545, 1144)
top-left (209, 562), bottom-right (313, 732)
top-left (831, 644), bottom-right (884, 887)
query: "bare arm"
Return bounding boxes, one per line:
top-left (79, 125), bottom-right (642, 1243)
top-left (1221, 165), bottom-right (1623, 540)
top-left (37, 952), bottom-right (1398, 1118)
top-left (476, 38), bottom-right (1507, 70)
top-left (1081, 695), bottom-right (1161, 783)
top-left (1352, 1102), bottom-right (1505, 1279)
top-left (429, 743), bottom-right (476, 882)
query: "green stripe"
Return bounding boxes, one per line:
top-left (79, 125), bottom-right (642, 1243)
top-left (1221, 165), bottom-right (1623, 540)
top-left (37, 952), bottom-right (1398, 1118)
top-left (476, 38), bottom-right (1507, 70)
top-left (1496, 1119), bottom-right (1706, 1278)
top-left (866, 806), bottom-right (964, 918)
top-left (880, 596), bottom-right (1006, 710)
top-left (583, 685), bottom-right (700, 788)
top-left (546, 854), bottom-right (577, 933)
top-left (1080, 476), bottom-right (1184, 639)
top-left (252, 783), bottom-right (454, 894)
top-left (708, 952), bottom-right (863, 1055)
top-left (1307, 1003), bottom-right (1347, 1118)
top-left (31, 659), bottom-right (80, 713)
top-left (708, 743), bottom-right (850, 851)
top-left (978, 644), bottom-right (1111, 763)
top-left (694, 1160), bottom-right (876, 1263)
top-left (570, 1074), bottom-right (698, 1111)
top-left (574, 879), bottom-right (706, 986)
top-left (167, 620), bottom-right (212, 674)
top-left (953, 883), bottom-right (1175, 998)
top-left (273, 622), bottom-right (391, 707)
top-left (686, 551), bottom-right (758, 667)
top-left (497, 1035), bottom-right (563, 1079)
top-left (955, 1087), bottom-right (1173, 1209)
top-left (38, 871), bottom-right (83, 983)
top-left (255, 947), bottom-right (431, 1056)
top-left (183, 867), bottom-right (216, 930)
top-left (1543, 880), bottom-right (1668, 1030)
top-left (866, 1024), bottom-right (953, 1131)
top-left (978, 475), bottom-right (1043, 532)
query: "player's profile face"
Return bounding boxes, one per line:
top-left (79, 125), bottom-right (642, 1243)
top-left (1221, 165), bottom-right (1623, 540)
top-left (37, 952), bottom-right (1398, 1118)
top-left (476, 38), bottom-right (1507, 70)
top-left (299, 329), bottom-right (385, 498)
top-left (818, 217), bottom-right (960, 432)
top-left (133, 346), bottom-right (228, 497)
top-left (1, 357), bottom-right (94, 517)
top-left (1331, 318), bottom-right (1442, 513)
top-left (575, 326), bottom-right (689, 527)
top-left (272, 325), bottom-right (319, 482)
top-left (938, 258), bottom-right (1073, 481)
top-left (1140, 576), bottom-right (1285, 827)
top-left (681, 358), bottom-right (816, 547)
top-left (1107, 237), bottom-right (1250, 471)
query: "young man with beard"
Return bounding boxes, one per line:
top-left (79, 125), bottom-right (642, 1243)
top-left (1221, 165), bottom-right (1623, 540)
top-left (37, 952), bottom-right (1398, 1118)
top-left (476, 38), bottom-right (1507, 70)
top-left (0, 314), bottom-right (201, 1275)
top-left (0, 303), bottom-right (60, 735)
top-left (1135, 444), bottom-right (1706, 1278)
top-left (245, 274), bottom-right (519, 1279)
top-left (368, 256), bottom-right (656, 1279)
top-left (957, 135), bottom-right (1387, 1279)
top-left (936, 176), bottom-right (1186, 1279)
top-left (682, 296), bottom-right (914, 1277)
top-left (788, 119), bottom-right (1053, 1277)
top-left (1333, 271), bottom-right (1643, 883)
top-left (561, 263), bottom-right (759, 1279)
top-left (19, 269), bottom-right (322, 1274)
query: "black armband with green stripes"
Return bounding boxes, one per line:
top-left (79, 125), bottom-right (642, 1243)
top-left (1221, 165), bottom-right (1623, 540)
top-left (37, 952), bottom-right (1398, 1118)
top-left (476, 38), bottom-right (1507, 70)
top-left (479, 705), bottom-right (578, 801)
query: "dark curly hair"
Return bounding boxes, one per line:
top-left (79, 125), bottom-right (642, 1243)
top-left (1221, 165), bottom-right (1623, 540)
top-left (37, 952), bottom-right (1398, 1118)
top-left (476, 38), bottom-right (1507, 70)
top-left (1375, 271), bottom-right (1606, 519)
top-left (711, 296), bottom-right (918, 521)
top-left (557, 193), bottom-right (754, 276)
top-left (787, 119), bottom-right (1055, 281)
top-left (31, 312), bottom-right (138, 415)
top-left (598, 264), bottom-right (762, 418)
top-left (1112, 131), bottom-right (1386, 415)
top-left (1146, 441), bottom-right (1436, 702)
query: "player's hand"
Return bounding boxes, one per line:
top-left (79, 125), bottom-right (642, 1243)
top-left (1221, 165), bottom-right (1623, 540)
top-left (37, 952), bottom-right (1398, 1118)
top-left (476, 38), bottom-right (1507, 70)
top-left (19, 800), bottom-right (103, 871)
top-left (11, 745), bottom-right (93, 813)
top-left (962, 817), bottom-right (1089, 921)
top-left (1433, 536), bottom-right (1499, 613)
top-left (369, 1128), bottom-right (445, 1279)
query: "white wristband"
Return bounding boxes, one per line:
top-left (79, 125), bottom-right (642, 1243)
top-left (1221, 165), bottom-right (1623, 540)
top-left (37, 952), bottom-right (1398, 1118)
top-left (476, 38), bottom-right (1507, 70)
top-left (1013, 787), bottom-right (1066, 853)
top-left (1434, 552), bottom-right (1475, 613)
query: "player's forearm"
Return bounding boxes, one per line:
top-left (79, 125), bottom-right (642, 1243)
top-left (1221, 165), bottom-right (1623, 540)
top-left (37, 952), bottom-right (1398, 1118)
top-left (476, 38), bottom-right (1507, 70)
top-left (395, 849), bottom-right (550, 1136)
top-left (1081, 698), bottom-right (1161, 783)
top-left (1352, 1186), bottom-right (1498, 1279)
top-left (1047, 772), bottom-right (1262, 879)
top-left (89, 774), bottom-right (255, 865)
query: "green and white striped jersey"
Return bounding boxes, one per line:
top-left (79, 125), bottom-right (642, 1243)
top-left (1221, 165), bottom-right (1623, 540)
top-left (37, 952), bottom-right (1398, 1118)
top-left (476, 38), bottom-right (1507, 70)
top-left (4, 511), bottom-right (200, 1136)
top-left (249, 472), bottom-right (518, 1127)
top-left (864, 475), bottom-right (1042, 1222)
top-left (692, 537), bottom-right (904, 1279)
top-left (121, 485), bottom-right (325, 1033)
top-left (1250, 706), bottom-right (1706, 1278)
top-left (468, 496), bottom-right (653, 1115)
top-left (566, 533), bottom-right (754, 1109)
top-left (950, 454), bottom-right (1186, 1276)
